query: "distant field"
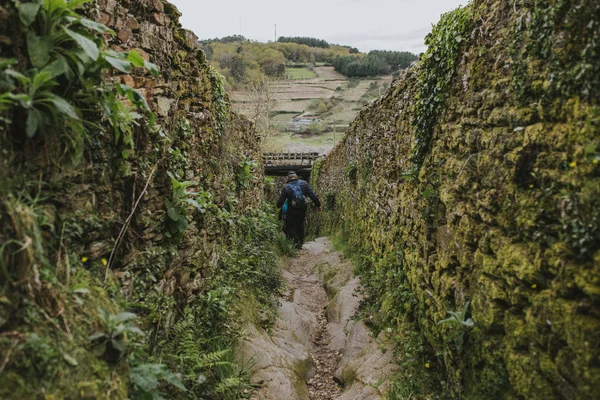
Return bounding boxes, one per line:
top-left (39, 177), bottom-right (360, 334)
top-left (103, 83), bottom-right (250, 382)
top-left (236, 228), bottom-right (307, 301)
top-left (273, 99), bottom-right (312, 113)
top-left (314, 66), bottom-right (346, 80)
top-left (342, 80), bottom-right (384, 101)
top-left (270, 85), bottom-right (335, 101)
top-left (342, 85), bottom-right (371, 102)
top-left (271, 113), bottom-right (299, 123)
top-left (322, 105), bottom-right (363, 125)
top-left (285, 67), bottom-right (317, 80)
top-left (297, 81), bottom-right (345, 91)
top-left (230, 66), bottom-right (394, 154)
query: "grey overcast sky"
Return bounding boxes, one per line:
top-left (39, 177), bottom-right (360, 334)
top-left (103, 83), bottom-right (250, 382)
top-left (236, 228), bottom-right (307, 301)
top-left (168, 0), bottom-right (468, 53)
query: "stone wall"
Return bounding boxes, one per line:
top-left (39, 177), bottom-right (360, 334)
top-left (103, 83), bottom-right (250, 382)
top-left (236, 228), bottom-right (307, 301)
top-left (0, 1), bottom-right (276, 398)
top-left (310, 0), bottom-right (600, 398)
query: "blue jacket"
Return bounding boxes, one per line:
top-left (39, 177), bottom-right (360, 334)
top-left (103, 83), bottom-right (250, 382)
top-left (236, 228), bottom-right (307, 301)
top-left (277, 179), bottom-right (321, 214)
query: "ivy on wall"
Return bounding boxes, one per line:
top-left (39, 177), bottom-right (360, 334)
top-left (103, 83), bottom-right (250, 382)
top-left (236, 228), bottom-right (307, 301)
top-left (510, 0), bottom-right (600, 106)
top-left (410, 6), bottom-right (471, 173)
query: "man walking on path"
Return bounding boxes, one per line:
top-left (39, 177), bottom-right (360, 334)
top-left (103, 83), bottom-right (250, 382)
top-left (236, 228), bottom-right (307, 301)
top-left (277, 171), bottom-right (321, 249)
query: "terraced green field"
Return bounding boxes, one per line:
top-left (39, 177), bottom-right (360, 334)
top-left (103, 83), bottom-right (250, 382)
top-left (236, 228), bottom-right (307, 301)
top-left (231, 66), bottom-right (393, 154)
top-left (285, 67), bottom-right (317, 80)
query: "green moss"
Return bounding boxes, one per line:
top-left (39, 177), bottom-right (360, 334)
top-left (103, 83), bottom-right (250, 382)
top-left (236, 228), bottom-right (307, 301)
top-left (163, 1), bottom-right (182, 22)
top-left (309, 1), bottom-right (600, 399)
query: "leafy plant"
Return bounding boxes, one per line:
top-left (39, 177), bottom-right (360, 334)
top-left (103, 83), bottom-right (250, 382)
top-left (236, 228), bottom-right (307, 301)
top-left (129, 363), bottom-right (186, 400)
top-left (2, 64), bottom-right (81, 138)
top-left (155, 308), bottom-right (252, 399)
top-left (208, 66), bottom-right (229, 136)
top-left (1, 188), bottom-right (54, 280)
top-left (165, 172), bottom-right (217, 237)
top-left (1, 0), bottom-right (157, 158)
top-left (88, 309), bottom-right (143, 362)
top-left (559, 195), bottom-right (600, 259)
top-left (437, 301), bottom-right (474, 355)
top-left (263, 176), bottom-right (275, 190)
top-left (164, 173), bottom-right (196, 237)
top-left (236, 157), bottom-right (258, 189)
top-left (101, 81), bottom-right (154, 159)
top-left (510, 0), bottom-right (600, 102)
top-left (5, 0), bottom-right (102, 138)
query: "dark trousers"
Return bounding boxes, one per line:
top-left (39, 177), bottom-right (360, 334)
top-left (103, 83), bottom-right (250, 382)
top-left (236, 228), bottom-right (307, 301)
top-left (284, 212), bottom-right (306, 248)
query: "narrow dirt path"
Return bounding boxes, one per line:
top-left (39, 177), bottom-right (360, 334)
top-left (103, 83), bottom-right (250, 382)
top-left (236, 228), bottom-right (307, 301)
top-left (238, 238), bottom-right (398, 400)
top-left (287, 246), bottom-right (342, 400)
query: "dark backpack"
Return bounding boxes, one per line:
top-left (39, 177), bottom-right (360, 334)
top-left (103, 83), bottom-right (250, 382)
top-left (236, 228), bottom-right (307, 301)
top-left (288, 181), bottom-right (306, 208)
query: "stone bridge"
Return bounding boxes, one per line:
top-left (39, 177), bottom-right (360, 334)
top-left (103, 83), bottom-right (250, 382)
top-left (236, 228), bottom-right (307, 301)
top-left (262, 152), bottom-right (321, 179)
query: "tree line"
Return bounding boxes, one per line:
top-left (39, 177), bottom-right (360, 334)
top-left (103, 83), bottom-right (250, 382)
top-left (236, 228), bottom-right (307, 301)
top-left (278, 36), bottom-right (330, 48)
top-left (201, 38), bottom-right (356, 88)
top-left (332, 51), bottom-right (418, 77)
top-left (199, 35), bottom-right (418, 88)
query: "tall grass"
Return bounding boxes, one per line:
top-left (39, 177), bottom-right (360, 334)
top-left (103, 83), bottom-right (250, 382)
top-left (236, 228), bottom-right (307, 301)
top-left (274, 232), bottom-right (298, 257)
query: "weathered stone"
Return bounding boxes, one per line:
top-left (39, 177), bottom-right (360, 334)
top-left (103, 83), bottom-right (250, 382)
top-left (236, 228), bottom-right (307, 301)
top-left (120, 75), bottom-right (135, 87)
top-left (152, 0), bottom-right (164, 12)
top-left (97, 0), bottom-right (117, 14)
top-left (117, 28), bottom-right (132, 44)
top-left (237, 320), bottom-right (312, 400)
top-left (182, 29), bottom-right (199, 49)
top-left (139, 21), bottom-right (174, 54)
top-left (151, 12), bottom-right (170, 26)
top-left (156, 97), bottom-right (173, 118)
top-left (125, 15), bottom-right (139, 31)
top-left (336, 384), bottom-right (379, 400)
top-left (97, 11), bottom-right (112, 25)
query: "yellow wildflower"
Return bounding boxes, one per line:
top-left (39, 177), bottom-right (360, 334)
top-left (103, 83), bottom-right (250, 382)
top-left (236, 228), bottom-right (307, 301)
top-left (425, 362), bottom-right (430, 369)
top-left (529, 184), bottom-right (534, 189)
top-left (569, 161), bottom-right (577, 168)
top-left (531, 284), bottom-right (537, 289)
top-left (101, 258), bottom-right (108, 266)
top-left (594, 159), bottom-right (599, 165)
top-left (81, 256), bottom-right (88, 263)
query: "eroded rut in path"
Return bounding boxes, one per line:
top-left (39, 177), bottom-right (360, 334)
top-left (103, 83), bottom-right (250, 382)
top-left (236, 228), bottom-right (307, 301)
top-left (290, 250), bottom-right (341, 400)
top-left (238, 238), bottom-right (398, 400)
top-left (306, 310), bottom-right (341, 399)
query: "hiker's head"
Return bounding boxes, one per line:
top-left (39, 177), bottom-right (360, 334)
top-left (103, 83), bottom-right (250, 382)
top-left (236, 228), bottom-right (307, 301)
top-left (287, 171), bottom-right (298, 181)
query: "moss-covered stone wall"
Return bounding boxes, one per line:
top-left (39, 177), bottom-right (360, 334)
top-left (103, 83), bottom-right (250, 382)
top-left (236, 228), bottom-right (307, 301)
top-left (311, 0), bottom-right (600, 398)
top-left (0, 1), bottom-right (278, 398)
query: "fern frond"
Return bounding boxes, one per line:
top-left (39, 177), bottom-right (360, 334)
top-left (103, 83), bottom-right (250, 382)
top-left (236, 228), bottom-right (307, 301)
top-left (201, 349), bottom-right (232, 365)
top-left (215, 377), bottom-right (243, 393)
